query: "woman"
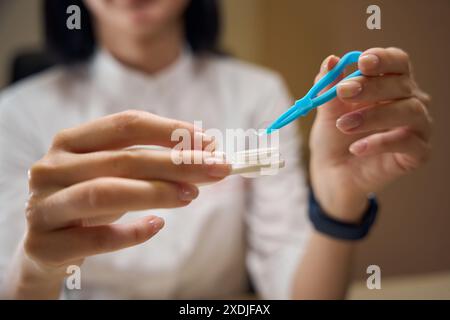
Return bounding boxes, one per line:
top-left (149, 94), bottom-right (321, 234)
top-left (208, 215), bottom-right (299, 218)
top-left (0, 0), bottom-right (431, 299)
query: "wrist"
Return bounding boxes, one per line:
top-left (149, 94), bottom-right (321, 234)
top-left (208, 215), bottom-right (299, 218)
top-left (311, 171), bottom-right (367, 223)
top-left (313, 189), bottom-right (368, 224)
top-left (308, 190), bottom-right (378, 241)
top-left (5, 241), bottom-right (64, 299)
top-left (22, 254), bottom-right (66, 284)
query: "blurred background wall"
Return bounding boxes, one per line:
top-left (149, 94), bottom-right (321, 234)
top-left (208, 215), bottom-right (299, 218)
top-left (0, 0), bottom-right (43, 87)
top-left (1, 0), bottom-right (449, 297)
top-left (228, 0), bottom-right (450, 285)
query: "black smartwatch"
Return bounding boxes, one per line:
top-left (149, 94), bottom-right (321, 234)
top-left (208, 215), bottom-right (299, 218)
top-left (308, 189), bottom-right (378, 240)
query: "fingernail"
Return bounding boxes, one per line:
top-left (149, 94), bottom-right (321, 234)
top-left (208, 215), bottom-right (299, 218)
top-left (194, 132), bottom-right (214, 150)
top-left (336, 112), bottom-right (363, 131)
top-left (360, 54), bottom-right (379, 69)
top-left (205, 157), bottom-right (231, 178)
top-left (337, 80), bottom-right (363, 98)
top-left (203, 136), bottom-right (216, 152)
top-left (194, 131), bottom-right (214, 143)
top-left (148, 217), bottom-right (165, 231)
top-left (177, 184), bottom-right (199, 201)
top-left (321, 57), bottom-right (330, 71)
top-left (349, 140), bottom-right (368, 155)
top-left (321, 55), bottom-right (334, 72)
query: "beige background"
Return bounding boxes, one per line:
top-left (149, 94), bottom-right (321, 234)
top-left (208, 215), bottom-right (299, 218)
top-left (0, 0), bottom-right (449, 297)
top-left (223, 0), bottom-right (450, 282)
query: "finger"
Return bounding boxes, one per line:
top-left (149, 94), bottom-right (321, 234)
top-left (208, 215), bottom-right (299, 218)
top-left (348, 128), bottom-right (430, 171)
top-left (32, 215), bottom-right (165, 265)
top-left (416, 90), bottom-right (432, 107)
top-left (336, 98), bottom-right (431, 140)
top-left (52, 110), bottom-right (213, 153)
top-left (359, 47), bottom-right (411, 76)
top-left (314, 55), bottom-right (354, 118)
top-left (337, 74), bottom-right (414, 103)
top-left (314, 55), bottom-right (340, 84)
top-left (30, 178), bottom-right (198, 230)
top-left (81, 212), bottom-right (126, 227)
top-left (31, 149), bottom-right (231, 187)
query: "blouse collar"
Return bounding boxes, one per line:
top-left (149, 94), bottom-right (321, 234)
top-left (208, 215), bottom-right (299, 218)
top-left (90, 47), bottom-right (194, 104)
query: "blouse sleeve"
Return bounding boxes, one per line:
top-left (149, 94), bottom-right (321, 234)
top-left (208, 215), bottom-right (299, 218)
top-left (245, 75), bottom-right (312, 299)
top-left (0, 90), bottom-right (45, 292)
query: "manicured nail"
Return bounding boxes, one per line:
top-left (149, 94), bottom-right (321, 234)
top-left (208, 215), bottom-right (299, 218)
top-left (205, 157), bottom-right (231, 178)
top-left (321, 55), bottom-right (335, 72)
top-left (360, 54), bottom-right (379, 69)
top-left (349, 139), bottom-right (368, 155)
top-left (194, 132), bottom-right (214, 150)
top-left (321, 57), bottom-right (330, 71)
top-left (148, 217), bottom-right (165, 231)
top-left (194, 131), bottom-right (214, 143)
top-left (336, 112), bottom-right (363, 131)
top-left (203, 136), bottom-right (216, 152)
top-left (337, 80), bottom-right (363, 98)
top-left (177, 184), bottom-right (199, 201)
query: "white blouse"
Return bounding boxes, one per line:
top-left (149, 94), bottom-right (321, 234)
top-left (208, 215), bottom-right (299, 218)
top-left (0, 49), bottom-right (311, 299)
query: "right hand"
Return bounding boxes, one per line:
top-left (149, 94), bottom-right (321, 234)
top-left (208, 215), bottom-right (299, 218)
top-left (23, 110), bottom-right (230, 278)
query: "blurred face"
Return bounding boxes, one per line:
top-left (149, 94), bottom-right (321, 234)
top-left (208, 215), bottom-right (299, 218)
top-left (84, 0), bottom-right (189, 38)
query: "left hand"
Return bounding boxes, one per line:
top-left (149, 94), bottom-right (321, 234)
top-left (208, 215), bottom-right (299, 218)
top-left (309, 47), bottom-right (432, 223)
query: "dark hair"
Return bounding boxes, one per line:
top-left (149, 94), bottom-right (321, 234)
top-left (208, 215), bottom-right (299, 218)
top-left (44, 0), bottom-right (221, 64)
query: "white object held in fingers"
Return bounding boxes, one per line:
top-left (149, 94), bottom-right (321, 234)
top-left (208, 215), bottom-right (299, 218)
top-left (229, 147), bottom-right (285, 178)
top-left (124, 145), bottom-right (285, 179)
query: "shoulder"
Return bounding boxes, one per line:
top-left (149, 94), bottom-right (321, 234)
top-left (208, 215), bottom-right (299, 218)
top-left (0, 63), bottom-right (88, 116)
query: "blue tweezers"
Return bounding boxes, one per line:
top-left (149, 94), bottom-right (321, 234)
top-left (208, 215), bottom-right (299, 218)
top-left (266, 51), bottom-right (363, 134)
